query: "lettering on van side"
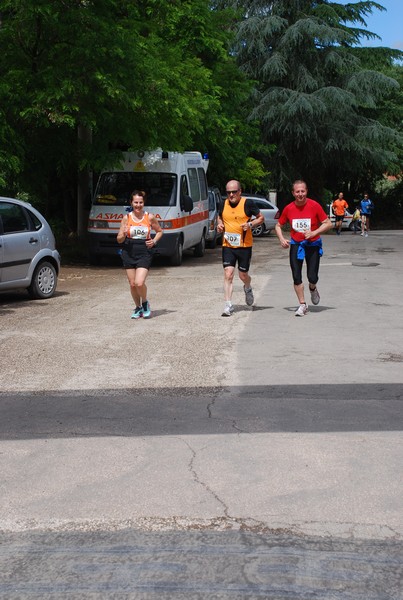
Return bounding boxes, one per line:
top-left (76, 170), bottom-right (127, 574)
top-left (95, 213), bottom-right (125, 220)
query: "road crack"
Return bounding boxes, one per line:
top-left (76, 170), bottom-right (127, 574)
top-left (177, 438), bottom-right (230, 518)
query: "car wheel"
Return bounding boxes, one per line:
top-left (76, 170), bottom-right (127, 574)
top-left (170, 239), bottom-right (183, 266)
top-left (252, 223), bottom-right (265, 237)
top-left (28, 261), bottom-right (57, 299)
top-left (193, 233), bottom-right (206, 257)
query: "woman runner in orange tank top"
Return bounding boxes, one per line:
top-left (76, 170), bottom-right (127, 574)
top-left (117, 190), bottom-right (163, 319)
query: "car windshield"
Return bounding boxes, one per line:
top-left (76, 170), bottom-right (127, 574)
top-left (94, 172), bottom-right (177, 207)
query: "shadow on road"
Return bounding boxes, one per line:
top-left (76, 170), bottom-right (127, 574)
top-left (0, 384), bottom-right (402, 440)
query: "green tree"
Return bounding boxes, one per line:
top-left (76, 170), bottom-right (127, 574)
top-left (0, 0), bottom-right (231, 233)
top-left (231, 0), bottom-right (403, 198)
top-left (151, 0), bottom-right (270, 191)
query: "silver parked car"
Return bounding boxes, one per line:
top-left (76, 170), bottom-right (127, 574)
top-left (244, 195), bottom-right (280, 236)
top-left (0, 197), bottom-right (60, 298)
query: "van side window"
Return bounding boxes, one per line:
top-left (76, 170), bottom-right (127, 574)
top-left (188, 168), bottom-right (200, 202)
top-left (197, 167), bottom-right (208, 201)
top-left (180, 175), bottom-right (189, 197)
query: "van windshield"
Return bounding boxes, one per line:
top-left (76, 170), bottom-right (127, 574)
top-left (94, 172), bottom-right (177, 207)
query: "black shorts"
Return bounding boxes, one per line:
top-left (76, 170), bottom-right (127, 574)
top-left (121, 241), bottom-right (154, 270)
top-left (335, 215), bottom-right (344, 223)
top-left (222, 246), bottom-right (252, 272)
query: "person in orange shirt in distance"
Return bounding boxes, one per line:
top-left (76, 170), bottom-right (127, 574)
top-left (332, 192), bottom-right (349, 236)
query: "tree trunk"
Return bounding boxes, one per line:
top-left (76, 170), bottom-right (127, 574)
top-left (77, 124), bottom-right (92, 238)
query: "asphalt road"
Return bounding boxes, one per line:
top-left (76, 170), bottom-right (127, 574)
top-left (0, 230), bottom-right (402, 598)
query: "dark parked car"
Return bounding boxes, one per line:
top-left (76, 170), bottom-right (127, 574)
top-left (206, 186), bottom-right (223, 248)
top-left (0, 197), bottom-right (60, 298)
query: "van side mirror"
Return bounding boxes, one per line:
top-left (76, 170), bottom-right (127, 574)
top-left (181, 195), bottom-right (193, 213)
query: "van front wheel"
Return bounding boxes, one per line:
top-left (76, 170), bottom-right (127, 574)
top-left (171, 239), bottom-right (183, 266)
top-left (193, 233), bottom-right (206, 257)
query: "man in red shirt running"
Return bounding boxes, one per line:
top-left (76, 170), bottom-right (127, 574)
top-left (275, 180), bottom-right (332, 316)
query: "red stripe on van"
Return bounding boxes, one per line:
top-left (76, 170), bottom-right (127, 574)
top-left (89, 210), bottom-right (209, 230)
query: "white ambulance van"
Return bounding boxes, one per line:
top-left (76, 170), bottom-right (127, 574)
top-left (87, 149), bottom-right (210, 265)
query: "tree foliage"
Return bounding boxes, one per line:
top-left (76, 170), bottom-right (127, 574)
top-left (0, 0), bottom-right (262, 230)
top-left (0, 0), bottom-right (402, 233)
top-left (231, 0), bottom-right (403, 198)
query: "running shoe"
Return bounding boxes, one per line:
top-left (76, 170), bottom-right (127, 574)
top-left (244, 286), bottom-right (254, 306)
top-left (310, 287), bottom-right (320, 305)
top-left (142, 301), bottom-right (152, 319)
top-left (131, 306), bottom-right (143, 319)
top-left (295, 304), bottom-right (308, 317)
top-left (222, 304), bottom-right (234, 317)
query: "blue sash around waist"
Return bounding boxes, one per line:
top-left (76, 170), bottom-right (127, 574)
top-left (290, 238), bottom-right (323, 260)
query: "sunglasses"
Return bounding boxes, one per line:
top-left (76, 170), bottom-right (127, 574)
top-left (226, 189), bottom-right (240, 195)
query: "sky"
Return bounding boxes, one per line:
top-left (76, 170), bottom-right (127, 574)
top-left (341, 0), bottom-right (403, 50)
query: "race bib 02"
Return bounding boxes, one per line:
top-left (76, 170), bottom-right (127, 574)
top-left (224, 232), bottom-right (241, 247)
top-left (292, 218), bottom-right (311, 232)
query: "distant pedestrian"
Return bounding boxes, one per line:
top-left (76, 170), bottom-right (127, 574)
top-left (360, 193), bottom-right (374, 237)
top-left (351, 207), bottom-right (361, 234)
top-left (117, 190), bottom-right (163, 319)
top-left (332, 192), bottom-right (349, 236)
top-left (216, 180), bottom-right (264, 317)
top-left (275, 180), bottom-right (332, 316)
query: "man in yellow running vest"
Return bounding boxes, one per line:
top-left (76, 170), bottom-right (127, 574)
top-left (217, 180), bottom-right (264, 317)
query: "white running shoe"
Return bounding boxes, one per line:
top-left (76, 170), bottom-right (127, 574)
top-left (244, 286), bottom-right (254, 306)
top-left (295, 304), bottom-right (308, 317)
top-left (222, 304), bottom-right (234, 317)
top-left (310, 287), bottom-right (320, 305)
